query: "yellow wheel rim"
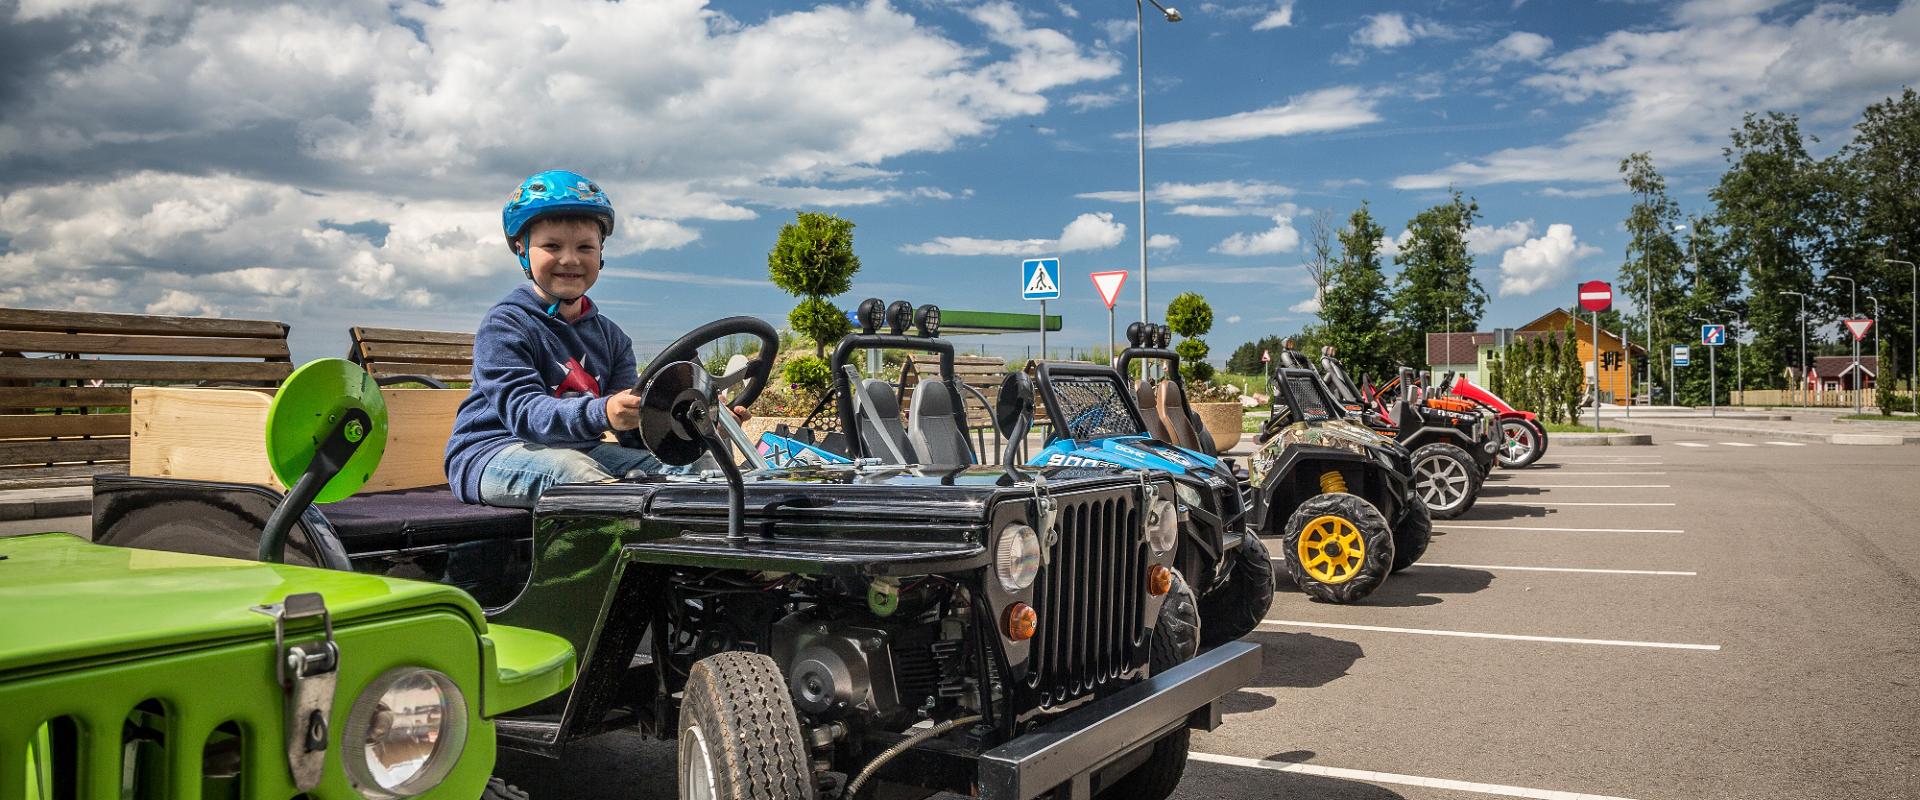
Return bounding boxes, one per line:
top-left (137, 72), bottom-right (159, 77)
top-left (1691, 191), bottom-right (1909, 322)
top-left (1296, 514), bottom-right (1366, 584)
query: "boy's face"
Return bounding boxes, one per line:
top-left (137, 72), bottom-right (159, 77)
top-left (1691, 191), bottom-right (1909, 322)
top-left (521, 217), bottom-right (604, 300)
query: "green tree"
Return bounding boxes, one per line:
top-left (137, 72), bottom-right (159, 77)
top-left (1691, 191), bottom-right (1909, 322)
top-left (1617, 152), bottom-right (1692, 402)
top-left (1391, 190), bottom-right (1487, 368)
top-left (1167, 292), bottom-right (1216, 382)
top-left (1561, 324), bottom-right (1584, 424)
top-left (1710, 113), bottom-right (1823, 389)
top-left (1834, 88), bottom-right (1920, 394)
top-left (1323, 204), bottom-right (1398, 380)
top-left (768, 212), bottom-right (862, 356)
top-left (1225, 335), bottom-right (1288, 374)
top-left (1487, 353), bottom-right (1506, 400)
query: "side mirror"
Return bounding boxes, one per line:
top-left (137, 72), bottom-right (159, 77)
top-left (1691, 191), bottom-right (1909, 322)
top-left (994, 372), bottom-right (1035, 472)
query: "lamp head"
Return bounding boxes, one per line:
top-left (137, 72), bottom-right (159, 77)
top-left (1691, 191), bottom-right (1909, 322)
top-left (856, 298), bottom-right (886, 335)
top-left (1162, 7), bottom-right (1182, 21)
top-left (914, 304), bottom-right (941, 338)
top-left (886, 300), bottom-right (914, 335)
top-left (1126, 321), bottom-right (1146, 347)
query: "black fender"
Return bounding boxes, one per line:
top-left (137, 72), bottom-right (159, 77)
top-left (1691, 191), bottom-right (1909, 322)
top-left (91, 474), bottom-right (353, 569)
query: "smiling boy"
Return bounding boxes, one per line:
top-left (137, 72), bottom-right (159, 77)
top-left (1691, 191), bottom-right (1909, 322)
top-left (443, 170), bottom-right (662, 507)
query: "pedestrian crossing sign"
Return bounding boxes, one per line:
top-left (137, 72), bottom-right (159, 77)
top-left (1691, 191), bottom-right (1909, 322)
top-left (1022, 258), bottom-right (1061, 300)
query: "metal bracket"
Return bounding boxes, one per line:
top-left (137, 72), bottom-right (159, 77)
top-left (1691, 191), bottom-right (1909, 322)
top-left (252, 592), bottom-right (339, 791)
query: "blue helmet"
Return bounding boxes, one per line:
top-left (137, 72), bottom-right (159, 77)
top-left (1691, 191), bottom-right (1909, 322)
top-left (502, 169), bottom-right (615, 268)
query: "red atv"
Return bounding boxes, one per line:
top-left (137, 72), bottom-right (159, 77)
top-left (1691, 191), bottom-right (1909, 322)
top-left (1438, 374), bottom-right (1548, 469)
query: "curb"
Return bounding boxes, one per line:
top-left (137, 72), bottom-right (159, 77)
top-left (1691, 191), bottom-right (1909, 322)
top-left (0, 487), bottom-right (92, 522)
top-left (1555, 433), bottom-right (1653, 446)
top-left (1624, 418), bottom-right (1920, 446)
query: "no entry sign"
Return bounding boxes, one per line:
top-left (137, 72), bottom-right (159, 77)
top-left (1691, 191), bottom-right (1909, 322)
top-left (1578, 280), bottom-right (1612, 313)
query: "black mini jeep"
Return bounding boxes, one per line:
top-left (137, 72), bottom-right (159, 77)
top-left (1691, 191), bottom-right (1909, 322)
top-left (93, 317), bottom-right (1260, 800)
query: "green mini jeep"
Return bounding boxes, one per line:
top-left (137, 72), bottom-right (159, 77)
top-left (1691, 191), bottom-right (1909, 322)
top-left (2, 360), bottom-right (576, 800)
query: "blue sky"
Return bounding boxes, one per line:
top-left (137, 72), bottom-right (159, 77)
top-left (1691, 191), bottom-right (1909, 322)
top-left (1, 0), bottom-right (1915, 362)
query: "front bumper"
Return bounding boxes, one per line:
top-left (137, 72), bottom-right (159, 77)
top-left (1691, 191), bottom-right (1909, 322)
top-left (976, 640), bottom-right (1262, 800)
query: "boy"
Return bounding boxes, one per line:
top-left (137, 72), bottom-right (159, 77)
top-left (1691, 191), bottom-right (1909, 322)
top-left (445, 169), bottom-right (738, 508)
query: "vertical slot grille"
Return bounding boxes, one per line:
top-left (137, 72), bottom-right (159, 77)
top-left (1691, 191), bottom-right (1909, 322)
top-left (1028, 489), bottom-right (1148, 706)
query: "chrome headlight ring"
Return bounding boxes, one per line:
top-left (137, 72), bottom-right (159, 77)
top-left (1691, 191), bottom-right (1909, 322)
top-left (342, 667), bottom-right (469, 799)
top-left (996, 523), bottom-right (1044, 592)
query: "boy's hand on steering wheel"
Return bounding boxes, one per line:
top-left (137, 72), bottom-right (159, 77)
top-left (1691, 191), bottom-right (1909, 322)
top-left (732, 406), bottom-right (752, 423)
top-left (605, 392), bottom-right (643, 431)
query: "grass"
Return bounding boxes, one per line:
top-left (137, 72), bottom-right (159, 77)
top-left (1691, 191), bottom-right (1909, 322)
top-left (1839, 414), bottom-right (1920, 423)
top-left (1242, 410), bottom-right (1269, 433)
top-left (1543, 421), bottom-right (1626, 433)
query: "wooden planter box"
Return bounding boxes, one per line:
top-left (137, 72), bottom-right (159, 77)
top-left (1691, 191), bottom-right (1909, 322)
top-left (1191, 402), bottom-right (1245, 450)
top-left (129, 386), bottom-right (468, 492)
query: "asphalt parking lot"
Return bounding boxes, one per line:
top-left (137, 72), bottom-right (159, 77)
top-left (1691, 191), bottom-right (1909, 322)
top-left (481, 432), bottom-right (1920, 800)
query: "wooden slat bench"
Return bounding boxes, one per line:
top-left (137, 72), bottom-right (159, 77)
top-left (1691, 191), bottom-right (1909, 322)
top-left (348, 326), bottom-right (475, 387)
top-left (0, 308), bottom-right (292, 489)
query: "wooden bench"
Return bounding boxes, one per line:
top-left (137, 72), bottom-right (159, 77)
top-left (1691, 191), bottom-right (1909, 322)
top-left (0, 308), bottom-right (292, 488)
top-left (347, 326), bottom-right (475, 387)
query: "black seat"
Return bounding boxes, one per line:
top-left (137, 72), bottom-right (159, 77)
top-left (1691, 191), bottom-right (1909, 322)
top-left (908, 379), bottom-right (974, 466)
top-left (320, 485), bottom-right (532, 549)
top-left (1319, 355), bottom-right (1365, 406)
top-left (845, 366), bottom-right (916, 464)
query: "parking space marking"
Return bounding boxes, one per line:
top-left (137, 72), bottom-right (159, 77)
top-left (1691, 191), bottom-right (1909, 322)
top-left (1505, 471), bottom-right (1666, 475)
top-left (1718, 442), bottom-right (1758, 447)
top-left (1433, 524), bottom-right (1683, 533)
top-left (1766, 441), bottom-right (1808, 447)
top-left (1475, 501), bottom-right (1676, 507)
top-left (1259, 620), bottom-right (1721, 651)
top-left (1418, 562), bottom-right (1696, 576)
top-left (1496, 484), bottom-right (1670, 488)
top-left (1189, 752), bottom-right (1644, 800)
top-left (1674, 442), bottom-right (1710, 447)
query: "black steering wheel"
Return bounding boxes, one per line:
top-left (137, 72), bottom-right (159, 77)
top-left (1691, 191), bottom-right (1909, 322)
top-left (621, 316), bottom-right (779, 448)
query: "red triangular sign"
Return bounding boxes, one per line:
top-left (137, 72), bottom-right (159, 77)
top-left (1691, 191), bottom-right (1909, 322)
top-left (1261, 349), bottom-right (1271, 363)
top-left (1845, 319), bottom-right (1873, 341)
top-left (1090, 270), bottom-right (1128, 310)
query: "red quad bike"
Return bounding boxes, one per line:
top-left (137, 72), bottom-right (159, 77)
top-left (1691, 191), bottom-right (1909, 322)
top-left (1440, 374), bottom-right (1549, 469)
top-left (1317, 359), bottom-right (1495, 520)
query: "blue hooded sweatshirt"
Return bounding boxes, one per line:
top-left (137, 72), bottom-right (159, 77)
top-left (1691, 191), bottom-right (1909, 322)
top-left (444, 285), bottom-right (637, 503)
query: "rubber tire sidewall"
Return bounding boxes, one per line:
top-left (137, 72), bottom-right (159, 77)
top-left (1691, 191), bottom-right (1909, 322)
top-left (678, 651), bottom-right (816, 800)
top-left (1279, 492), bottom-right (1395, 604)
top-left (1497, 418), bottom-right (1544, 468)
top-left (1410, 442), bottom-right (1480, 520)
top-left (1198, 534), bottom-right (1276, 648)
top-left (1390, 498), bottom-right (1431, 573)
top-left (1529, 418), bottom-right (1550, 461)
top-left (1100, 569), bottom-right (1197, 800)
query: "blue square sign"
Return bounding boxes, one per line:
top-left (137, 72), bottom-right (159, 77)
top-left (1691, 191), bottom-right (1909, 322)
top-left (1701, 324), bottom-right (1726, 346)
top-left (1021, 258), bottom-right (1061, 300)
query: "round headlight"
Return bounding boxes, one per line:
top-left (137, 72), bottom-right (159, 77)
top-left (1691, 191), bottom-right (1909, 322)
top-left (343, 667), bottom-right (469, 799)
top-left (996, 523), bottom-right (1043, 591)
top-left (1147, 498), bottom-right (1179, 555)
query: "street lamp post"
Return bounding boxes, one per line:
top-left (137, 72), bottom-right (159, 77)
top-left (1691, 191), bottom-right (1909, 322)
top-left (1889, 259), bottom-right (1915, 410)
top-left (1869, 296), bottom-right (1882, 378)
top-left (1135, 0), bottom-right (1181, 330)
top-left (1691, 314), bottom-right (1717, 417)
top-left (1715, 307), bottom-right (1743, 401)
top-left (1828, 275), bottom-right (1859, 413)
top-left (1780, 290), bottom-right (1808, 406)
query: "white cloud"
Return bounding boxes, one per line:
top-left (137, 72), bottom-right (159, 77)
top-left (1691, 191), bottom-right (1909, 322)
top-left (1395, 2), bottom-right (1920, 189)
top-left (1478, 31), bottom-right (1552, 63)
top-left (1056, 2), bottom-right (1080, 20)
top-left (902, 212), bottom-right (1126, 256)
top-left (1147, 234), bottom-right (1180, 250)
top-left (1170, 205), bottom-right (1250, 217)
top-left (1377, 230), bottom-right (1413, 258)
top-left (1152, 265), bottom-right (1295, 283)
top-left (1141, 87), bottom-right (1382, 147)
top-left (1466, 219), bottom-right (1537, 256)
top-left (144, 289), bottom-right (218, 317)
top-left (1253, 2), bottom-right (1295, 31)
top-left (601, 268), bottom-right (767, 289)
top-left (1674, 0), bottom-right (1790, 24)
top-left (616, 218), bottom-right (702, 254)
top-left (1226, 314), bottom-right (1243, 324)
top-left (1066, 87), bottom-right (1129, 111)
top-left (1498, 224), bottom-right (1601, 296)
top-left (1354, 13), bottom-right (1417, 48)
top-left (1078, 180), bottom-right (1294, 204)
top-left (1214, 214), bottom-right (1300, 256)
top-left (1289, 293), bottom-right (1322, 314)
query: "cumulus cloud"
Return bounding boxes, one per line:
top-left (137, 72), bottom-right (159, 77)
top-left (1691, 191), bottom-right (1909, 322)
top-left (1478, 31), bottom-right (1552, 62)
top-left (1078, 180), bottom-right (1295, 204)
top-left (1147, 234), bottom-right (1180, 250)
top-left (1225, 314), bottom-right (1243, 324)
top-left (1466, 220), bottom-right (1537, 255)
top-left (1289, 293), bottom-right (1322, 314)
top-left (1377, 230), bottom-right (1413, 258)
top-left (1351, 13), bottom-right (1450, 49)
top-left (1066, 87), bottom-right (1129, 111)
top-left (1152, 265), bottom-right (1296, 283)
top-left (1141, 87), bottom-right (1382, 147)
top-left (1253, 2), bottom-right (1295, 31)
top-left (902, 212), bottom-right (1126, 256)
top-left (1213, 214), bottom-right (1301, 256)
top-left (1498, 224), bottom-right (1601, 296)
top-left (1395, 2), bottom-right (1920, 189)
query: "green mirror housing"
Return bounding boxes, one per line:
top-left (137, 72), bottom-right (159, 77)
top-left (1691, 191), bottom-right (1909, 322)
top-left (258, 359), bottom-right (389, 563)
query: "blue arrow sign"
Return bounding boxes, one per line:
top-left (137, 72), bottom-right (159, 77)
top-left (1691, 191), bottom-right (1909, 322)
top-left (1701, 324), bottom-right (1726, 346)
top-left (1021, 258), bottom-right (1061, 300)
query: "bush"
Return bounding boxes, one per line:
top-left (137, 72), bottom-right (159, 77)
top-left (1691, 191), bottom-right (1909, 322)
top-left (782, 354), bottom-right (833, 396)
top-left (787, 297), bottom-right (851, 355)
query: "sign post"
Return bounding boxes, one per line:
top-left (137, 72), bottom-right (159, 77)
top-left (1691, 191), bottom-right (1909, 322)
top-left (1579, 281), bottom-right (1613, 432)
top-left (1844, 318), bottom-right (1873, 413)
top-left (1091, 270), bottom-right (1128, 363)
top-left (1023, 258), bottom-right (1062, 358)
top-left (1702, 324), bottom-right (1726, 418)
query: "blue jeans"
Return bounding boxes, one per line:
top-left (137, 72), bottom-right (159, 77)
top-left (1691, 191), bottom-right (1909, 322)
top-left (478, 442), bottom-right (673, 508)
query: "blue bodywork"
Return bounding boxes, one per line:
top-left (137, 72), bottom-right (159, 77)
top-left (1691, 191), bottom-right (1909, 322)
top-left (758, 431), bottom-right (851, 468)
top-left (1028, 434), bottom-right (1213, 476)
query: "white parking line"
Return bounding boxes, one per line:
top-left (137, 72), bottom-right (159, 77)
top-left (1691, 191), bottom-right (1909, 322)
top-left (1189, 752), bottom-right (1645, 800)
top-left (1496, 484), bottom-right (1670, 488)
top-left (1767, 441), bottom-right (1808, 447)
top-left (1259, 620), bottom-right (1721, 651)
top-left (1674, 442), bottom-right (1710, 448)
top-left (1511, 471), bottom-right (1666, 475)
top-left (1434, 524), bottom-right (1683, 533)
top-left (1476, 501), bottom-right (1676, 507)
top-left (1418, 562), bottom-right (1696, 576)
top-left (1719, 442), bottom-right (1758, 447)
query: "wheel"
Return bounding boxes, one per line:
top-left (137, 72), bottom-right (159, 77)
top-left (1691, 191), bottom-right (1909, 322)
top-left (1279, 492), bottom-right (1395, 604)
top-left (1198, 534), bottom-right (1276, 648)
top-left (1410, 442), bottom-right (1479, 519)
top-left (1391, 499), bottom-right (1431, 573)
top-left (677, 652), bottom-right (815, 800)
top-left (1098, 570), bottom-right (1196, 800)
top-left (1528, 419), bottom-right (1550, 461)
top-left (1496, 418), bottom-right (1544, 468)
top-left (483, 777), bottom-right (530, 800)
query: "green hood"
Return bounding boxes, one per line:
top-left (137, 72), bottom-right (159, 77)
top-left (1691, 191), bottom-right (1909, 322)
top-left (0, 533), bottom-right (486, 677)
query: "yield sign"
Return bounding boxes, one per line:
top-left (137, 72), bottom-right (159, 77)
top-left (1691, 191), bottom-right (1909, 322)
top-left (1844, 318), bottom-right (1873, 341)
top-left (1090, 270), bottom-right (1128, 309)
top-left (1261, 349), bottom-right (1271, 364)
